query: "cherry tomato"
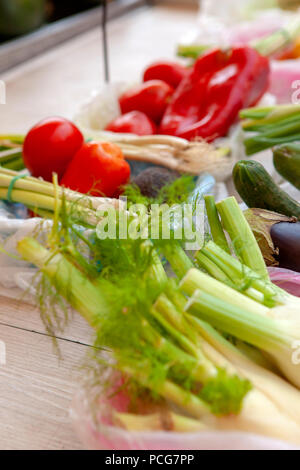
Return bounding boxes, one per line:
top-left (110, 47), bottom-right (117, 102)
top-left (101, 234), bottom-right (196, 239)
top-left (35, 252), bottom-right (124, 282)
top-left (119, 80), bottom-right (174, 123)
top-left (61, 141), bottom-right (131, 198)
top-left (23, 117), bottom-right (84, 181)
top-left (105, 111), bottom-right (157, 136)
top-left (143, 61), bottom-right (188, 89)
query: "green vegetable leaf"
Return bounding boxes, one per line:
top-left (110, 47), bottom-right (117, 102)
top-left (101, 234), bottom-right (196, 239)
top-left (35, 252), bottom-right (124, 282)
top-left (199, 369), bottom-right (252, 416)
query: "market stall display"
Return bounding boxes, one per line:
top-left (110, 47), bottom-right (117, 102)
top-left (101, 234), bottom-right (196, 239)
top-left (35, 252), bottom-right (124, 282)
top-left (0, 0), bottom-right (299, 452)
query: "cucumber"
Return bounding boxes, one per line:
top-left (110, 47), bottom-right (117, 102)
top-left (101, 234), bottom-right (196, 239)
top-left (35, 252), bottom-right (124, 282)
top-left (273, 143), bottom-right (300, 190)
top-left (233, 160), bottom-right (300, 219)
top-left (0, 0), bottom-right (46, 37)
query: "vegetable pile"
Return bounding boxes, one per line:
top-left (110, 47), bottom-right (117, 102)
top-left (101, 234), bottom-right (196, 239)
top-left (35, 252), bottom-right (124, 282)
top-left (159, 47), bottom-right (269, 141)
top-left (0, 121), bottom-right (234, 189)
top-left (234, 160), bottom-right (300, 272)
top-left (0, 118), bottom-right (131, 198)
top-left (1, 167), bottom-right (299, 444)
top-left (106, 47), bottom-right (270, 142)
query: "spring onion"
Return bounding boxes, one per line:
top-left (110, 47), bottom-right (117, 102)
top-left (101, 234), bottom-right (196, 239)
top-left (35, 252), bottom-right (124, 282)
top-left (177, 18), bottom-right (300, 60)
top-left (1, 170), bottom-right (299, 441)
top-left (241, 105), bottom-right (300, 155)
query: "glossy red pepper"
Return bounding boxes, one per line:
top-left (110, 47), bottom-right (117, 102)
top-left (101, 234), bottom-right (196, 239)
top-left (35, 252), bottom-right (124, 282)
top-left (105, 111), bottom-right (157, 136)
top-left (61, 141), bottom-right (131, 198)
top-left (159, 47), bottom-right (270, 141)
top-left (143, 61), bottom-right (188, 88)
top-left (119, 80), bottom-right (174, 123)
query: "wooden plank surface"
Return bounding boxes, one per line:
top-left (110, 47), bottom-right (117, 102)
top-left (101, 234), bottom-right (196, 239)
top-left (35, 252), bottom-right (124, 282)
top-left (0, 293), bottom-right (93, 343)
top-left (0, 322), bottom-right (88, 450)
top-left (0, 4), bottom-right (197, 450)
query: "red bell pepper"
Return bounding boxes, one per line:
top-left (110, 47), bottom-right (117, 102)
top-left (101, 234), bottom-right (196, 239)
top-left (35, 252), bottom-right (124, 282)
top-left (119, 80), bottom-right (174, 123)
top-left (105, 111), bottom-right (157, 136)
top-left (159, 47), bottom-right (270, 142)
top-left (61, 141), bottom-right (131, 198)
top-left (143, 61), bottom-right (188, 88)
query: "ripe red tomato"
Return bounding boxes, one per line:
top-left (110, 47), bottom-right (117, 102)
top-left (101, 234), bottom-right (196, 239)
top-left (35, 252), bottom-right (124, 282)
top-left (105, 111), bottom-right (157, 136)
top-left (119, 80), bottom-right (174, 123)
top-left (60, 141), bottom-right (131, 198)
top-left (143, 61), bottom-right (188, 89)
top-left (23, 117), bottom-right (84, 181)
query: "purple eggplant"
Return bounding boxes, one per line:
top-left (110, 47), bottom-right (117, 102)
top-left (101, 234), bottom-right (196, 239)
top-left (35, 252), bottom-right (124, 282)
top-left (270, 222), bottom-right (300, 273)
top-left (244, 209), bottom-right (300, 272)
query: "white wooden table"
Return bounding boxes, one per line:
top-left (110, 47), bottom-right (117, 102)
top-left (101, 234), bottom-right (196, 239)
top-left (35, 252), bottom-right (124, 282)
top-left (0, 4), bottom-right (197, 450)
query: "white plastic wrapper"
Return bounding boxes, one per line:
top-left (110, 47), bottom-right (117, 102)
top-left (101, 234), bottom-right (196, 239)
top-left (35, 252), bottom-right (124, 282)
top-left (269, 267), bottom-right (300, 296)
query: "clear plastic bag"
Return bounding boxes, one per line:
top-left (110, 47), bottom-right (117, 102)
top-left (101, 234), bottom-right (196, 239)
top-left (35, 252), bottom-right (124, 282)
top-left (200, 0), bottom-right (286, 23)
top-left (269, 267), bottom-right (300, 296)
top-left (71, 387), bottom-right (299, 450)
top-left (184, 0), bottom-right (299, 49)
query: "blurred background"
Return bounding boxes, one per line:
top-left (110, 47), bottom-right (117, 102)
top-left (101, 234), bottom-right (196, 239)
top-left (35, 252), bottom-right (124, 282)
top-left (2, 0), bottom-right (300, 43)
top-left (0, 0), bottom-right (152, 72)
top-left (0, 1), bottom-right (105, 40)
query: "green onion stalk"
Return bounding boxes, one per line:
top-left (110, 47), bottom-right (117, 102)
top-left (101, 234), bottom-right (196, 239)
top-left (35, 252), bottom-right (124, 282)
top-left (183, 315), bottom-right (300, 427)
top-left (0, 148), bottom-right (24, 171)
top-left (5, 174), bottom-right (300, 438)
top-left (181, 268), bottom-right (300, 389)
top-left (179, 196), bottom-right (300, 388)
top-left (196, 241), bottom-right (294, 306)
top-left (0, 167), bottom-right (122, 226)
top-left (177, 18), bottom-right (300, 59)
top-left (204, 195), bottom-right (230, 255)
top-left (13, 182), bottom-right (261, 424)
top-left (0, 135), bottom-right (24, 170)
top-left (18, 235), bottom-right (300, 442)
top-left (142, 193), bottom-right (300, 399)
top-left (164, 196), bottom-right (270, 283)
top-left (240, 105), bottom-right (300, 155)
top-left (17, 233), bottom-right (253, 421)
top-left (113, 410), bottom-right (209, 432)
